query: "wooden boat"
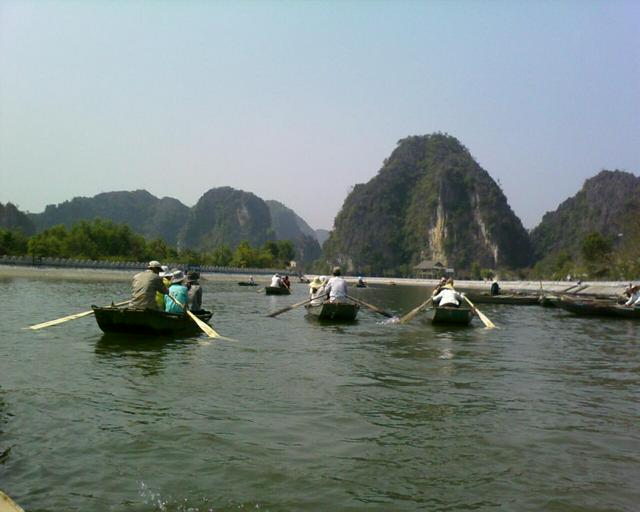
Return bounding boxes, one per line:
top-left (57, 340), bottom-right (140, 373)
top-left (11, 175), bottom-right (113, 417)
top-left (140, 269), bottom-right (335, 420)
top-left (556, 296), bottom-right (640, 319)
top-left (265, 286), bottom-right (291, 295)
top-left (92, 306), bottom-right (214, 335)
top-left (539, 294), bottom-right (559, 307)
top-left (427, 305), bottom-right (474, 325)
top-left (466, 293), bottom-right (540, 305)
top-left (238, 281), bottom-right (258, 286)
top-left (305, 301), bottom-right (359, 321)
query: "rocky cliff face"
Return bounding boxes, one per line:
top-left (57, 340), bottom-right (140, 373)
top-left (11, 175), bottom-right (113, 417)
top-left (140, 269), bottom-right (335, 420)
top-left (530, 170), bottom-right (640, 258)
top-left (179, 187), bottom-right (274, 251)
top-left (266, 200), bottom-right (322, 263)
top-left (0, 202), bottom-right (36, 235)
top-left (324, 134), bottom-right (532, 275)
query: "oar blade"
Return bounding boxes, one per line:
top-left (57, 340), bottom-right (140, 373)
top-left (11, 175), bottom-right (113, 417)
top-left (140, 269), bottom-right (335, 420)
top-left (186, 310), bottom-right (223, 339)
top-left (268, 298), bottom-right (313, 317)
top-left (399, 297), bottom-right (432, 324)
top-left (28, 309), bottom-right (95, 330)
top-left (463, 296), bottom-right (496, 329)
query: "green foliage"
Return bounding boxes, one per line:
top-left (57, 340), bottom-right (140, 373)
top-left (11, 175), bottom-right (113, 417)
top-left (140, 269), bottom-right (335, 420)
top-left (581, 232), bottom-right (612, 264)
top-left (209, 244), bottom-right (233, 266)
top-left (0, 228), bottom-right (29, 255)
top-left (25, 219), bottom-right (176, 261)
top-left (470, 262), bottom-right (481, 280)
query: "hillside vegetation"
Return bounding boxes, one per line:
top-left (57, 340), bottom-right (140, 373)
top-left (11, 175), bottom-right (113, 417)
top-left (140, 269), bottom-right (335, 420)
top-left (324, 134), bottom-right (532, 276)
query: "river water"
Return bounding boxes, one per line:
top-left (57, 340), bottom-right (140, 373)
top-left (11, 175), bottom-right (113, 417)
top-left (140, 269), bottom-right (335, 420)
top-left (1, 275), bottom-right (639, 511)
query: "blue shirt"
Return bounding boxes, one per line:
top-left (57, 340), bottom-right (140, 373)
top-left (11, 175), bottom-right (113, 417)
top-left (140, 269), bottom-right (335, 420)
top-left (164, 284), bottom-right (189, 314)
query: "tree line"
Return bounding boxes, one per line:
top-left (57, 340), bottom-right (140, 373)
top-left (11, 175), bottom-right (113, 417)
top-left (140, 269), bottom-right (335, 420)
top-left (0, 219), bottom-right (296, 269)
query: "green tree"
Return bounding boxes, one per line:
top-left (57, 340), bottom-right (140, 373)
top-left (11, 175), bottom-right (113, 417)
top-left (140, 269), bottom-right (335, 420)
top-left (0, 228), bottom-right (29, 255)
top-left (209, 244), bottom-right (233, 266)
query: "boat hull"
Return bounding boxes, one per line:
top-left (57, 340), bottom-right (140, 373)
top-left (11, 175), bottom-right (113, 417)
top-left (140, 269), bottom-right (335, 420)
top-left (265, 286), bottom-right (291, 295)
top-left (305, 302), bottom-right (359, 321)
top-left (238, 282), bottom-right (258, 286)
top-left (557, 297), bottom-right (640, 319)
top-left (466, 293), bottom-right (540, 305)
top-left (92, 306), bottom-right (213, 335)
top-left (428, 306), bottom-right (473, 325)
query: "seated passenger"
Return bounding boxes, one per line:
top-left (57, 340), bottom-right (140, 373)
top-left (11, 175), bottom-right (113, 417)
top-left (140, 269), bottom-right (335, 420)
top-left (270, 273), bottom-right (283, 288)
top-left (432, 278), bottom-right (465, 307)
top-left (165, 270), bottom-right (189, 314)
top-left (187, 271), bottom-right (203, 313)
top-left (309, 276), bottom-right (327, 305)
top-left (325, 267), bottom-right (348, 303)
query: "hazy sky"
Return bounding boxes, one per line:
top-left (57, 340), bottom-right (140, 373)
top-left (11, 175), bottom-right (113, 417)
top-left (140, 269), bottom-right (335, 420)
top-left (1, 0), bottom-right (638, 231)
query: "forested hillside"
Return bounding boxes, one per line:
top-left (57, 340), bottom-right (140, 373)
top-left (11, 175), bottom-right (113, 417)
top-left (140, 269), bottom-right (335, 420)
top-left (29, 190), bottom-right (190, 246)
top-left (266, 200), bottom-right (322, 263)
top-left (530, 170), bottom-right (640, 278)
top-left (324, 134), bottom-right (532, 276)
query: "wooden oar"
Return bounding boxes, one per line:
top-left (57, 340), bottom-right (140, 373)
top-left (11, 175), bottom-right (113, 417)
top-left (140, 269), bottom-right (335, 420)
top-left (166, 294), bottom-right (224, 339)
top-left (399, 296), bottom-right (433, 324)
top-left (346, 295), bottom-right (394, 318)
top-left (268, 297), bottom-right (315, 317)
top-left (28, 300), bottom-right (131, 330)
top-left (463, 295), bottom-right (496, 329)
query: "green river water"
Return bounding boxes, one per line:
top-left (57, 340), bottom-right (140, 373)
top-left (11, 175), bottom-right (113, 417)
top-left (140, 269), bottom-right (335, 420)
top-left (1, 274), bottom-right (638, 511)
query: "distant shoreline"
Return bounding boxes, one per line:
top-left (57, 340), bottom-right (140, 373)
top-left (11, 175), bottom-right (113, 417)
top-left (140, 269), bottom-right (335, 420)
top-left (1, 264), bottom-right (627, 296)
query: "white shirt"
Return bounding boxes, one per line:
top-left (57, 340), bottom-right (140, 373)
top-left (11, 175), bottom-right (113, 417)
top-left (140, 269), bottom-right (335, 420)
top-left (625, 291), bottom-right (640, 307)
top-left (270, 275), bottom-right (282, 287)
top-left (326, 276), bottom-right (348, 303)
top-left (432, 288), bottom-right (463, 307)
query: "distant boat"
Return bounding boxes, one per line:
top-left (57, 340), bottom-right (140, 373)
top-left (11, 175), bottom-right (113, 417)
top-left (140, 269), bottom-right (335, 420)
top-left (427, 305), bottom-right (474, 325)
top-left (265, 286), bottom-right (291, 295)
top-left (238, 281), bottom-right (258, 286)
top-left (92, 306), bottom-right (213, 335)
top-left (305, 301), bottom-right (359, 322)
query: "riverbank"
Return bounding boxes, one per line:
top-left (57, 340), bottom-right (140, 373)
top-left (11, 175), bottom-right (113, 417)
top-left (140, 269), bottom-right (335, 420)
top-left (0, 265), bottom-right (629, 297)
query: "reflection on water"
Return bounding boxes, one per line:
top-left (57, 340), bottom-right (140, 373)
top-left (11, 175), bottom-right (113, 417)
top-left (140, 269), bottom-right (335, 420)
top-left (1, 277), bottom-right (639, 511)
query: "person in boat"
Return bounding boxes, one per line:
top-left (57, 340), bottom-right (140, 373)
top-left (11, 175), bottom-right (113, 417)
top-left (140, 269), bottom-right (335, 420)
top-left (165, 270), bottom-right (189, 313)
top-left (490, 279), bottom-right (501, 296)
top-left (282, 275), bottom-right (291, 289)
top-left (131, 260), bottom-right (169, 310)
top-left (325, 266), bottom-right (348, 303)
top-left (433, 276), bottom-right (447, 295)
top-left (187, 271), bottom-right (203, 313)
top-left (270, 273), bottom-right (283, 288)
top-left (156, 266), bottom-right (173, 309)
top-left (624, 285), bottom-right (640, 307)
top-left (249, 275), bottom-right (255, 284)
top-left (357, 276), bottom-right (366, 287)
top-left (432, 278), bottom-right (465, 308)
top-left (309, 275), bottom-right (327, 305)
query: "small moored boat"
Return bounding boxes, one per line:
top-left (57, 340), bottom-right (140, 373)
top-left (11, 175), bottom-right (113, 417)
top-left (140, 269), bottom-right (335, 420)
top-left (265, 286), bottom-right (291, 295)
top-left (238, 281), bottom-right (258, 286)
top-left (305, 301), bottom-right (359, 321)
top-left (556, 296), bottom-right (640, 319)
top-left (427, 305), bottom-right (474, 325)
top-left (466, 293), bottom-right (540, 305)
top-left (92, 306), bottom-right (214, 335)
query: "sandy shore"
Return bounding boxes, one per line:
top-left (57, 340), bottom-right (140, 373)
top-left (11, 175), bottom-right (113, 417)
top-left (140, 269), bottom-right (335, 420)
top-left (0, 264), bottom-right (628, 296)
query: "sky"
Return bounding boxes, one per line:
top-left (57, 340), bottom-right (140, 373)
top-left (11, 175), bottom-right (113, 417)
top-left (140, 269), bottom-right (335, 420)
top-left (0, 0), bottom-right (638, 231)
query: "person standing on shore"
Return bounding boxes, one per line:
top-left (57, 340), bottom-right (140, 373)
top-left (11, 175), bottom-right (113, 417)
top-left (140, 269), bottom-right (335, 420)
top-left (130, 260), bottom-right (168, 310)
